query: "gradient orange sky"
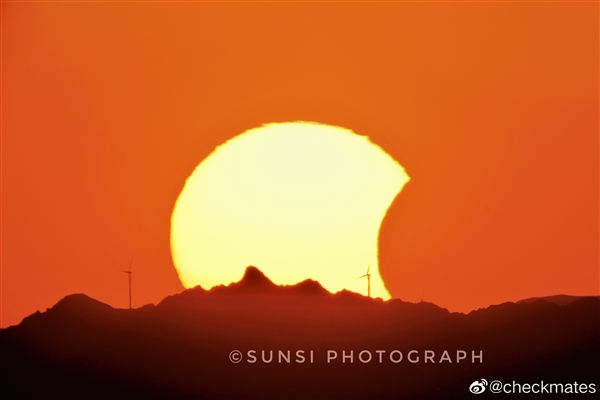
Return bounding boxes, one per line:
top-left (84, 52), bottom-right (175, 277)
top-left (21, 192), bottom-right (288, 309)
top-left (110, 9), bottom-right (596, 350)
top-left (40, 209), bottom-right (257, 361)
top-left (2, 1), bottom-right (598, 327)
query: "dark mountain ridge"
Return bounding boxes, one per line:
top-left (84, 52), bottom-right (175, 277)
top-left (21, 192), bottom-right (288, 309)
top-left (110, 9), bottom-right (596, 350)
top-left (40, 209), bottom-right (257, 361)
top-left (2, 266), bottom-right (598, 399)
top-left (517, 294), bottom-right (597, 306)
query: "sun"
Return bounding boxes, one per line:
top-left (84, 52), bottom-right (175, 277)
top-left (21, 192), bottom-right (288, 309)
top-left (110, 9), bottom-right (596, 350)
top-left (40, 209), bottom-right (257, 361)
top-left (170, 122), bottom-right (409, 298)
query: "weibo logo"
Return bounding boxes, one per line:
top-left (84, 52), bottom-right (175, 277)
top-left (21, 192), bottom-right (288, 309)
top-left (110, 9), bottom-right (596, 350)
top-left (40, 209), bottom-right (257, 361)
top-left (470, 379), bottom-right (488, 394)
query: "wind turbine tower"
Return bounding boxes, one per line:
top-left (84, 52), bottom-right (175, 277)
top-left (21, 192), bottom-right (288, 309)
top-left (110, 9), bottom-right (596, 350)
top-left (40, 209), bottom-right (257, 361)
top-left (121, 257), bottom-right (133, 309)
top-left (357, 263), bottom-right (371, 297)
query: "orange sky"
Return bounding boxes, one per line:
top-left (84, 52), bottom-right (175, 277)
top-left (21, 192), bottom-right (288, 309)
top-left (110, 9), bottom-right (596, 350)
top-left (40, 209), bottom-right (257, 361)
top-left (2, 1), bottom-right (598, 327)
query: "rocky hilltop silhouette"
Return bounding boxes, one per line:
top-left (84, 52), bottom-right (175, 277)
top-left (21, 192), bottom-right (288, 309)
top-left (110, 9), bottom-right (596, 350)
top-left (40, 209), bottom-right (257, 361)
top-left (2, 266), bottom-right (598, 399)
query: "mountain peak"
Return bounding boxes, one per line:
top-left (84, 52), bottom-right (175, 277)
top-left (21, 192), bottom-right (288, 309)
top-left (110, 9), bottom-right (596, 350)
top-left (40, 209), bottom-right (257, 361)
top-left (285, 279), bottom-right (329, 295)
top-left (208, 266), bottom-right (332, 296)
top-left (239, 266), bottom-right (274, 287)
top-left (52, 293), bottom-right (113, 313)
top-left (209, 266), bottom-right (277, 294)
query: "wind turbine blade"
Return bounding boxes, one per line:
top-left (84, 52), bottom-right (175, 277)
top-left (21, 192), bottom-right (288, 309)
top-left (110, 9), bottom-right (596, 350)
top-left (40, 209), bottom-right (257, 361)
top-left (357, 274), bottom-right (367, 279)
top-left (366, 263), bottom-right (370, 274)
top-left (128, 256), bottom-right (134, 272)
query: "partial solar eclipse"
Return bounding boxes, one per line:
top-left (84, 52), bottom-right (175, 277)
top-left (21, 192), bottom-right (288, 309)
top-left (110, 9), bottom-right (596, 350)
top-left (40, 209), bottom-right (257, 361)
top-left (170, 122), bottom-right (409, 298)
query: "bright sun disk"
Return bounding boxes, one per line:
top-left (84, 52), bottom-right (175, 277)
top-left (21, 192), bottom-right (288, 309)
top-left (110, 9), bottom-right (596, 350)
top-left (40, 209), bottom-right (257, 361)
top-left (171, 121), bottom-right (410, 298)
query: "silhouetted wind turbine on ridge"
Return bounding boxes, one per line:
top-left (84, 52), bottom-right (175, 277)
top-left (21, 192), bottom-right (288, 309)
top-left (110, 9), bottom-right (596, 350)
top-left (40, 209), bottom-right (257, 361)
top-left (357, 262), bottom-right (371, 297)
top-left (121, 257), bottom-right (133, 309)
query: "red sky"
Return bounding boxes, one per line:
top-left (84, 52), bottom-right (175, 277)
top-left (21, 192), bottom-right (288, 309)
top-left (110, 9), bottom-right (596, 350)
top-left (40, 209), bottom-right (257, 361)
top-left (2, 1), bottom-right (598, 327)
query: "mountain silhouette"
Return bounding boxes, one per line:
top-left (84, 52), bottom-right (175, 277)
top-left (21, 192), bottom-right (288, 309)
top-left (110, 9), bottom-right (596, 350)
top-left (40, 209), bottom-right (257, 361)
top-left (210, 266), bottom-right (330, 296)
top-left (1, 267), bottom-right (598, 399)
top-left (213, 265), bottom-right (277, 293)
top-left (517, 294), bottom-right (594, 306)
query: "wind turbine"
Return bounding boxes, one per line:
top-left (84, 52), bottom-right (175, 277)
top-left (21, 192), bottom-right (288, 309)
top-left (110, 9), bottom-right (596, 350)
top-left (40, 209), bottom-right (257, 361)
top-left (357, 263), bottom-right (371, 297)
top-left (121, 257), bottom-right (133, 309)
